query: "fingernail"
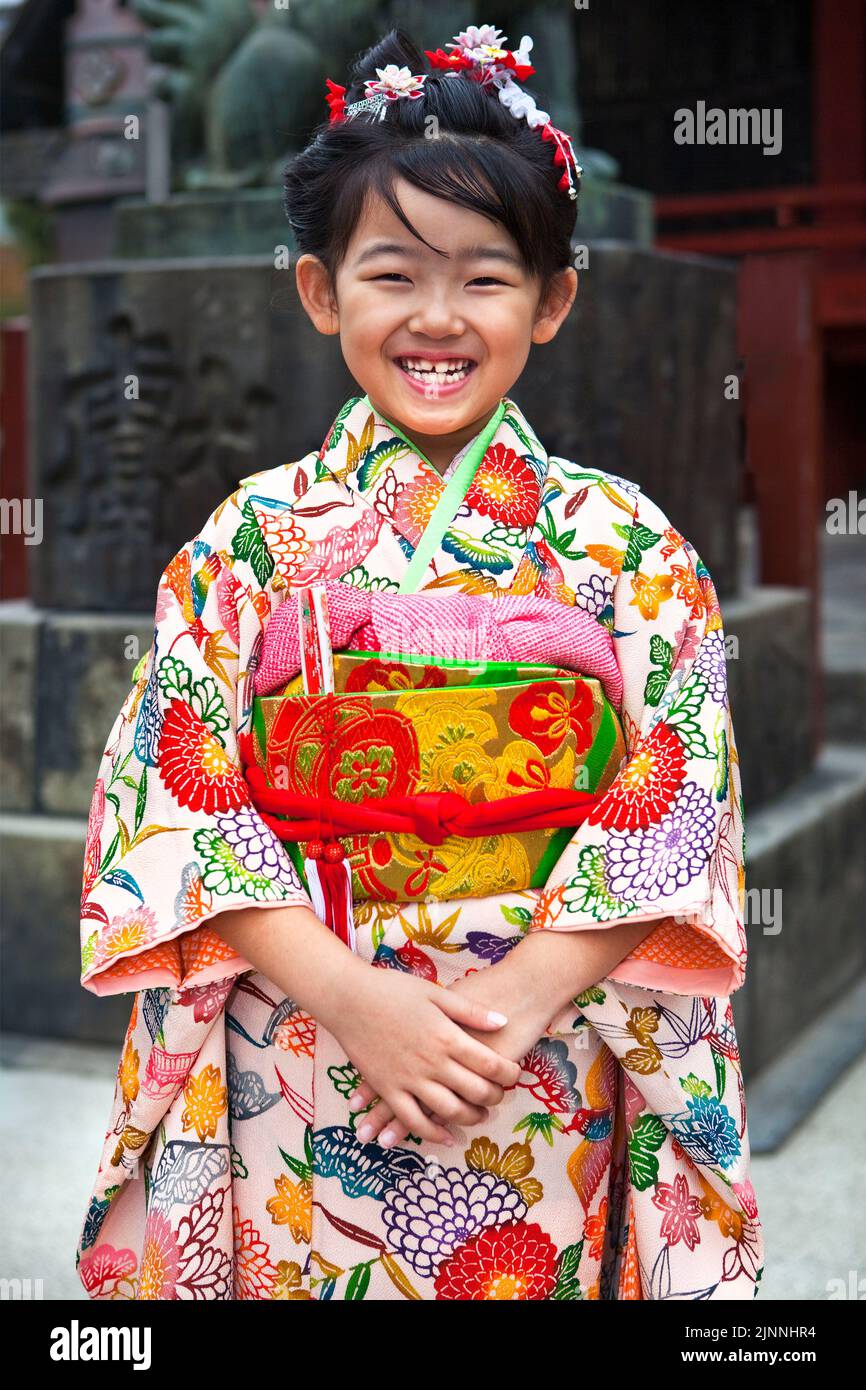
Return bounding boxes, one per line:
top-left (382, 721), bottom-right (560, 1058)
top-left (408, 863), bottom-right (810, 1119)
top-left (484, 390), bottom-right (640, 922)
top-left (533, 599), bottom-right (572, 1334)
top-left (348, 1094), bottom-right (365, 1111)
top-left (379, 1129), bottom-right (395, 1148)
top-left (487, 1011), bottom-right (508, 1026)
top-left (357, 1123), bottom-right (374, 1142)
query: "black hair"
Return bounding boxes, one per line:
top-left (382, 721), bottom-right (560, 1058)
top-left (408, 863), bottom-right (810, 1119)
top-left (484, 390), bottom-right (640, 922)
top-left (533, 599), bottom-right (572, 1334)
top-left (283, 26), bottom-right (579, 293)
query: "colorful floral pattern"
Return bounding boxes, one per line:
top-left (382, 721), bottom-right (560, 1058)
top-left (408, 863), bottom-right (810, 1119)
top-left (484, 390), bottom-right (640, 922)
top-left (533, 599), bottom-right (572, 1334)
top-left (464, 442), bottom-right (541, 527)
top-left (76, 391), bottom-right (762, 1300)
top-left (587, 721), bottom-right (685, 831)
top-left (508, 679), bottom-right (596, 757)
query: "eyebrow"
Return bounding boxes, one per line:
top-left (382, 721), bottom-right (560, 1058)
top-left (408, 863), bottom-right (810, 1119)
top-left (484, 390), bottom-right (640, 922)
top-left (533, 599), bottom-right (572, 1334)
top-left (354, 240), bottom-right (524, 269)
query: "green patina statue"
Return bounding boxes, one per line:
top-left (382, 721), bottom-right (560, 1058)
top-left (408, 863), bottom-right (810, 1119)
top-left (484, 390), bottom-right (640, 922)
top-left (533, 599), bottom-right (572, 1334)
top-left (131, 0), bottom-right (615, 189)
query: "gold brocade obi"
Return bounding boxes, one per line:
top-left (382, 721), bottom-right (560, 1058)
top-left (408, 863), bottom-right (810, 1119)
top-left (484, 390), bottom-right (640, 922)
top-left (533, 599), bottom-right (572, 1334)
top-left (247, 652), bottom-right (625, 903)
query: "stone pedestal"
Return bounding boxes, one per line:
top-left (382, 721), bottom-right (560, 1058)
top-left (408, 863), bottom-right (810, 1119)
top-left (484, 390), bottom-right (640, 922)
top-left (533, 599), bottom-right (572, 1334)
top-left (518, 243), bottom-right (741, 595)
top-left (115, 191), bottom-right (298, 261)
top-left (113, 179), bottom-right (655, 261)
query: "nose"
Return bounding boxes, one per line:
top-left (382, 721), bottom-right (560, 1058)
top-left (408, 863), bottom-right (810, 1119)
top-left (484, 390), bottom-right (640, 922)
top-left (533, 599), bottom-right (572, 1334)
top-left (406, 286), bottom-right (466, 338)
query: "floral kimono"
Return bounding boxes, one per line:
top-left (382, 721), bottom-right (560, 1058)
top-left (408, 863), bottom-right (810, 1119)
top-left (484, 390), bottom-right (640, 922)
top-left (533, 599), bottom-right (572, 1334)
top-left (76, 391), bottom-right (764, 1301)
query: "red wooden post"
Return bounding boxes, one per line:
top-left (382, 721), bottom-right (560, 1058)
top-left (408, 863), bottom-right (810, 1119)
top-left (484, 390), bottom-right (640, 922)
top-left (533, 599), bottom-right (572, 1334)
top-left (813, 0), bottom-right (866, 227)
top-left (737, 254), bottom-right (824, 755)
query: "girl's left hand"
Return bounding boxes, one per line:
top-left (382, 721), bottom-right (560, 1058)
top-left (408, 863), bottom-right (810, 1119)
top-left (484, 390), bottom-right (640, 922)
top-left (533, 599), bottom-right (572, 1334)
top-left (346, 970), bottom-right (552, 1149)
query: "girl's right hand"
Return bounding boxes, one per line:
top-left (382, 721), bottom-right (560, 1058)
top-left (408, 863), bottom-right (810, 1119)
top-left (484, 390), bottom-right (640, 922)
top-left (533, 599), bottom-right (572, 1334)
top-left (320, 965), bottom-right (522, 1147)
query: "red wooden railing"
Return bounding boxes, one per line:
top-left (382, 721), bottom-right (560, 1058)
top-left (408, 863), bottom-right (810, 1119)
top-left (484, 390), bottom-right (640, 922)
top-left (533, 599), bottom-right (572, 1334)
top-left (656, 182), bottom-right (866, 256)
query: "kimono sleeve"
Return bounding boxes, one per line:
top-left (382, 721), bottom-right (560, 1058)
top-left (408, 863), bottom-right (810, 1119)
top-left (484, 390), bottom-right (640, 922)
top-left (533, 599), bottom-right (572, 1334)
top-left (532, 486), bottom-right (747, 996)
top-left (79, 487), bottom-right (314, 996)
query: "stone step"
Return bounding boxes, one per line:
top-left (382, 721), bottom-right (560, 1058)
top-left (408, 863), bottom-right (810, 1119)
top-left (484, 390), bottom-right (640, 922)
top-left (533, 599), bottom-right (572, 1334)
top-left (744, 975), bottom-right (866, 1154)
top-left (0, 600), bottom-right (152, 818)
top-left (722, 586), bottom-right (812, 810)
top-left (0, 811), bottom-right (131, 1045)
top-left (822, 530), bottom-right (866, 744)
top-left (732, 742), bottom-right (866, 1080)
top-left (3, 743), bottom-right (865, 1055)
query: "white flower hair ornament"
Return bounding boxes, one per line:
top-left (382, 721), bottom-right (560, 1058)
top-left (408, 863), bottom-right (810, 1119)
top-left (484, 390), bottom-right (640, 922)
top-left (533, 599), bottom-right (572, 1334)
top-left (324, 25), bottom-right (582, 203)
top-left (339, 64), bottom-right (428, 121)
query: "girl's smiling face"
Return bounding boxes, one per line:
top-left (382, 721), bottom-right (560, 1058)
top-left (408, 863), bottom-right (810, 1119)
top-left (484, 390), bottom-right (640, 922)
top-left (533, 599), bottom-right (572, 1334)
top-left (295, 176), bottom-right (577, 472)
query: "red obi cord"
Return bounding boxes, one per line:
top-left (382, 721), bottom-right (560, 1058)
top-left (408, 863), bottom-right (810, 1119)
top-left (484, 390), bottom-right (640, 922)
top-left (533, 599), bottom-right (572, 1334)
top-left (243, 764), bottom-right (599, 845)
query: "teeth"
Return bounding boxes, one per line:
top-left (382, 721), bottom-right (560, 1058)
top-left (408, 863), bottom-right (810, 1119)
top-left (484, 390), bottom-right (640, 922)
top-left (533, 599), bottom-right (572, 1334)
top-left (397, 356), bottom-right (475, 383)
top-left (409, 358), bottom-right (471, 369)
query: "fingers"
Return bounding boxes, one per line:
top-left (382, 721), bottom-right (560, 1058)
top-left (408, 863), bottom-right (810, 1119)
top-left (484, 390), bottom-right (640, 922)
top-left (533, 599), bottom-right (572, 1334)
top-left (350, 1060), bottom-right (501, 1129)
top-left (355, 1098), bottom-right (396, 1142)
top-left (349, 1072), bottom-right (457, 1148)
top-left (435, 989), bottom-right (510, 1033)
top-left (380, 1092), bottom-right (454, 1147)
top-left (414, 1079), bottom-right (488, 1128)
top-left (348, 1081), bottom-right (377, 1114)
top-left (354, 1081), bottom-right (485, 1143)
top-left (436, 1062), bottom-right (505, 1110)
top-left (378, 1106), bottom-right (453, 1151)
top-left (452, 1032), bottom-right (523, 1088)
top-left (354, 1092), bottom-right (454, 1148)
top-left (377, 1084), bottom-right (496, 1149)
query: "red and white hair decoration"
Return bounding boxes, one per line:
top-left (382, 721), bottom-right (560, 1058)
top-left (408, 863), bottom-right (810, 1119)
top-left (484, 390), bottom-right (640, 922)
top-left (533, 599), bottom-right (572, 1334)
top-left (324, 22), bottom-right (582, 201)
top-left (326, 63), bottom-right (427, 124)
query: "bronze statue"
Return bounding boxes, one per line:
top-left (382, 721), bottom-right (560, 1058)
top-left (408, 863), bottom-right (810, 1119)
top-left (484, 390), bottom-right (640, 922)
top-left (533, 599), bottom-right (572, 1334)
top-left (131, 0), bottom-right (615, 189)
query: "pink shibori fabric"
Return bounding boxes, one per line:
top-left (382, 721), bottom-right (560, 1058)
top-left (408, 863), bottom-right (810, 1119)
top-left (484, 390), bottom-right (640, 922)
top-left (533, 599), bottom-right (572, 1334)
top-left (254, 582), bottom-right (625, 708)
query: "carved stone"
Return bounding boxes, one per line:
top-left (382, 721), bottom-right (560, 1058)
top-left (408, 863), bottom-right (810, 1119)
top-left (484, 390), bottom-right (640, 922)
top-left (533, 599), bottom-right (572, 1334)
top-left (29, 257), bottom-right (353, 609)
top-left (37, 613), bottom-right (154, 815)
top-left (0, 814), bottom-right (132, 1043)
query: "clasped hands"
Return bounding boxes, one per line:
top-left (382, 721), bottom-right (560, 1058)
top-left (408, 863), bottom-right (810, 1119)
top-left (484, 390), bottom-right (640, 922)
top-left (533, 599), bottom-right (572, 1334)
top-left (327, 954), bottom-right (558, 1153)
top-left (325, 916), bottom-right (656, 1152)
top-left (216, 898), bottom-right (653, 1153)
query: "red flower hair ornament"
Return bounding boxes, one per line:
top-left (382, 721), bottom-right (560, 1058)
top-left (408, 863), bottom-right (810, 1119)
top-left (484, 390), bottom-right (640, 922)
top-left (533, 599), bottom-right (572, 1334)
top-left (324, 77), bottom-right (347, 124)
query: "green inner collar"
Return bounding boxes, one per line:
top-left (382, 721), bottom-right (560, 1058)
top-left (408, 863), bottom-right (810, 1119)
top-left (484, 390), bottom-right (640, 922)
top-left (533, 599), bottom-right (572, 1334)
top-left (361, 392), bottom-right (502, 472)
top-left (400, 400), bottom-right (505, 593)
top-left (359, 393), bottom-right (507, 594)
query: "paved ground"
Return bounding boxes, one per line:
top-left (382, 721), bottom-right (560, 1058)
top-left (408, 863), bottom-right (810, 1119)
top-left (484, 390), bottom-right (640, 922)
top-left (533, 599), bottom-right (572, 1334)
top-left (822, 526), bottom-right (866, 674)
top-left (1, 1032), bottom-right (863, 1301)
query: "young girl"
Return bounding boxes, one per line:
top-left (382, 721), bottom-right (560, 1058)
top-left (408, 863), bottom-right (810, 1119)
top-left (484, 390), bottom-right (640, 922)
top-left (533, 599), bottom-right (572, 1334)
top-left (76, 23), bottom-right (763, 1301)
